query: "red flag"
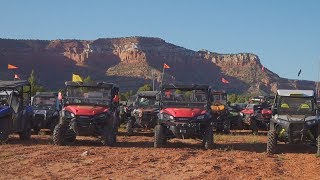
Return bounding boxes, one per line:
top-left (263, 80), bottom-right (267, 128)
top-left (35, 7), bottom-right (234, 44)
top-left (221, 77), bottom-right (229, 84)
top-left (261, 66), bottom-right (265, 72)
top-left (8, 64), bottom-right (18, 70)
top-left (163, 63), bottom-right (170, 69)
top-left (14, 74), bottom-right (20, 79)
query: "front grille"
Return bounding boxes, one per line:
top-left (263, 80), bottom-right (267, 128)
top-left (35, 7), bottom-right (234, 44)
top-left (35, 114), bottom-right (45, 119)
top-left (176, 117), bottom-right (190, 121)
top-left (76, 117), bottom-right (92, 127)
top-left (290, 123), bottom-right (304, 132)
top-left (75, 115), bottom-right (107, 127)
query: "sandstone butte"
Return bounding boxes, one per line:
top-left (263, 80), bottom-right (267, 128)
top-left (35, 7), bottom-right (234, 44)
top-left (0, 37), bottom-right (315, 94)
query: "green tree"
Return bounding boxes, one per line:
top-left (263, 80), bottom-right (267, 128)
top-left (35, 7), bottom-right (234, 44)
top-left (138, 84), bottom-right (152, 92)
top-left (120, 90), bottom-right (134, 101)
top-left (236, 95), bottom-right (246, 103)
top-left (228, 94), bottom-right (237, 103)
top-left (28, 69), bottom-right (45, 96)
top-left (83, 76), bottom-right (93, 83)
top-left (175, 90), bottom-right (183, 94)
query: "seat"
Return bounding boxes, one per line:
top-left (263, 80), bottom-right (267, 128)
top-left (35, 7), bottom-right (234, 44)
top-left (298, 103), bottom-right (310, 112)
top-left (280, 103), bottom-right (289, 109)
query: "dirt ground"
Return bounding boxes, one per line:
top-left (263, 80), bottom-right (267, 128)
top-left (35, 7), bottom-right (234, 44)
top-left (1, 130), bottom-right (320, 180)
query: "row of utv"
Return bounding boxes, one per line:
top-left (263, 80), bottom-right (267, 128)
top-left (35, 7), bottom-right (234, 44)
top-left (0, 80), bottom-right (320, 155)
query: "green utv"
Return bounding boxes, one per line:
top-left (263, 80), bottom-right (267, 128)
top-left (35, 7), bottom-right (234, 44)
top-left (126, 91), bottom-right (159, 135)
top-left (267, 89), bottom-right (320, 155)
top-left (210, 91), bottom-right (230, 134)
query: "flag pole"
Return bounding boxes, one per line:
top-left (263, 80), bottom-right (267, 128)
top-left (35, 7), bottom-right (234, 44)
top-left (316, 59), bottom-right (320, 98)
top-left (160, 65), bottom-right (165, 89)
top-left (152, 70), bottom-right (155, 91)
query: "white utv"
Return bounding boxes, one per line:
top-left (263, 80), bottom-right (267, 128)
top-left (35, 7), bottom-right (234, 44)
top-left (267, 89), bottom-right (320, 155)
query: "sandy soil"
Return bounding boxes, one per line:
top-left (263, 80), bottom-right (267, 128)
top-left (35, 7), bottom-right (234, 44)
top-left (0, 130), bottom-right (320, 180)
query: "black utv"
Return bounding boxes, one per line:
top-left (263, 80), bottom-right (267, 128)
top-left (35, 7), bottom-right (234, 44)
top-left (126, 91), bottom-right (159, 135)
top-left (31, 92), bottom-right (60, 134)
top-left (53, 81), bottom-right (120, 146)
top-left (154, 84), bottom-right (214, 149)
top-left (267, 89), bottom-right (320, 155)
top-left (0, 80), bottom-right (33, 143)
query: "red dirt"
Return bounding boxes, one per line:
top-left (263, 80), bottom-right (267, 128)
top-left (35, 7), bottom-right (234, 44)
top-left (0, 131), bottom-right (320, 179)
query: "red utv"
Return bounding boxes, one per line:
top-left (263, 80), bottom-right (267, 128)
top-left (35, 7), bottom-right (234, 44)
top-left (240, 103), bottom-right (272, 134)
top-left (154, 84), bottom-right (214, 149)
top-left (53, 81), bottom-right (119, 146)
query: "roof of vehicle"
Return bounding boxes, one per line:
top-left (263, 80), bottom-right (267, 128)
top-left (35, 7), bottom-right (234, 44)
top-left (65, 81), bottom-right (118, 88)
top-left (211, 91), bottom-right (227, 95)
top-left (0, 80), bottom-right (30, 89)
top-left (34, 92), bottom-right (57, 97)
top-left (161, 84), bottom-right (210, 91)
top-left (137, 91), bottom-right (159, 97)
top-left (0, 90), bottom-right (13, 96)
top-left (277, 89), bottom-right (314, 97)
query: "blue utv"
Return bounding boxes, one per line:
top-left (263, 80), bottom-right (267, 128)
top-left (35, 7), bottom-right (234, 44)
top-left (0, 80), bottom-right (33, 143)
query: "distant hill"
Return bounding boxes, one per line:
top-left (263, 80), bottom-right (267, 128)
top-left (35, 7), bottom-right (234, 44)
top-left (0, 37), bottom-right (316, 94)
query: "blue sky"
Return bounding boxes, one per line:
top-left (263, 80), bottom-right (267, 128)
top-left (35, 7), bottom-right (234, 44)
top-left (1, 0), bottom-right (319, 81)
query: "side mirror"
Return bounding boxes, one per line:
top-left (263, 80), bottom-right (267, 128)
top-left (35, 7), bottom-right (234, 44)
top-left (272, 108), bottom-right (277, 115)
top-left (156, 94), bottom-right (160, 101)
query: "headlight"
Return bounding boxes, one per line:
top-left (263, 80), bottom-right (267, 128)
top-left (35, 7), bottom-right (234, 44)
top-left (133, 109), bottom-right (142, 117)
top-left (63, 110), bottom-right (75, 118)
top-left (196, 115), bottom-right (205, 120)
top-left (275, 118), bottom-right (289, 125)
top-left (52, 111), bottom-right (59, 117)
top-left (161, 113), bottom-right (174, 120)
top-left (98, 113), bottom-right (107, 119)
top-left (306, 120), bottom-right (317, 125)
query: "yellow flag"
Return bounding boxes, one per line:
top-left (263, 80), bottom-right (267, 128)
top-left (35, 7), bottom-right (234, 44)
top-left (72, 74), bottom-right (83, 82)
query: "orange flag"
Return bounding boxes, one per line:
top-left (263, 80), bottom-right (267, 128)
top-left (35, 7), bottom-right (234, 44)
top-left (221, 77), bottom-right (229, 84)
top-left (163, 63), bottom-right (170, 69)
top-left (8, 64), bottom-right (18, 70)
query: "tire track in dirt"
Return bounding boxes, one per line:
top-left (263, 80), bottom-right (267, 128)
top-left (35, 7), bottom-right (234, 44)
top-left (1, 133), bottom-right (320, 179)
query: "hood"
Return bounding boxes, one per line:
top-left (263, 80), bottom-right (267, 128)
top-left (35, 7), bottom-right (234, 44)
top-left (241, 108), bottom-right (254, 115)
top-left (64, 105), bottom-right (109, 116)
top-left (275, 115), bottom-right (317, 121)
top-left (140, 107), bottom-right (159, 113)
top-left (162, 108), bottom-right (206, 118)
top-left (0, 106), bottom-right (11, 117)
top-left (33, 104), bottom-right (55, 111)
top-left (262, 109), bottom-right (272, 115)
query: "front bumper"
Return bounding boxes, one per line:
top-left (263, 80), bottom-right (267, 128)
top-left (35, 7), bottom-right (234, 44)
top-left (275, 120), bottom-right (319, 143)
top-left (134, 113), bottom-right (157, 128)
top-left (69, 115), bottom-right (111, 136)
top-left (162, 120), bottom-right (212, 139)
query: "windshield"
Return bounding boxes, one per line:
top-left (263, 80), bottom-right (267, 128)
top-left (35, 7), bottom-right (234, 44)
top-left (278, 96), bottom-right (314, 115)
top-left (162, 89), bottom-right (208, 108)
top-left (65, 86), bottom-right (111, 106)
top-left (137, 96), bottom-right (157, 107)
top-left (0, 90), bottom-right (12, 106)
top-left (33, 96), bottom-right (56, 106)
top-left (211, 93), bottom-right (227, 104)
top-left (246, 104), bottom-right (255, 109)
